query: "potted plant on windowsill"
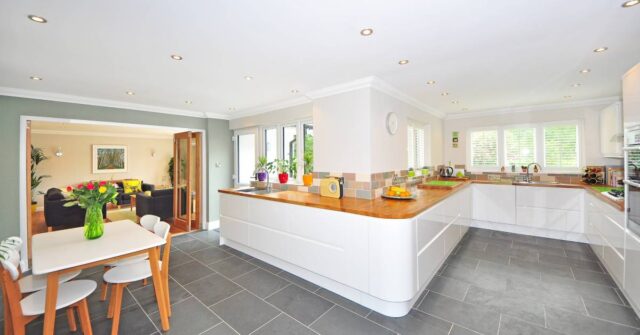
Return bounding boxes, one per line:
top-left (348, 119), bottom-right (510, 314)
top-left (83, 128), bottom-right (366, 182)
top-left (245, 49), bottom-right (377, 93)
top-left (274, 159), bottom-right (290, 184)
top-left (255, 156), bottom-right (270, 182)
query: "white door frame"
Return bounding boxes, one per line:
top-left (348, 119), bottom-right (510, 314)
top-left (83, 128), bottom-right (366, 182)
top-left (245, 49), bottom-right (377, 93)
top-left (19, 115), bottom-right (209, 270)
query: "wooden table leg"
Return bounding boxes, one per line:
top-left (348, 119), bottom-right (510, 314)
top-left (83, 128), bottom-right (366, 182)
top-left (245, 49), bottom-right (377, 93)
top-left (43, 272), bottom-right (60, 335)
top-left (148, 247), bottom-right (170, 331)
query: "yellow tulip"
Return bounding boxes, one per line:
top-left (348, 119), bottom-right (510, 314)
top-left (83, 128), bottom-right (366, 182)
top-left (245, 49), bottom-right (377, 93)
top-left (99, 186), bottom-right (107, 194)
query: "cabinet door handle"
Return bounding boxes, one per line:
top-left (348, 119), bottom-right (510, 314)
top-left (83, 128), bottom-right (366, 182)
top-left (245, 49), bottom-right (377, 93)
top-left (624, 180), bottom-right (640, 188)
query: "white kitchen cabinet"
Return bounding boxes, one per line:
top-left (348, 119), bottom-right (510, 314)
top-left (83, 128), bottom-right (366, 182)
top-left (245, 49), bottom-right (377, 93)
top-left (623, 63), bottom-right (640, 126)
top-left (515, 186), bottom-right (583, 233)
top-left (472, 184), bottom-right (516, 224)
top-left (585, 194), bottom-right (605, 258)
top-left (624, 231), bottom-right (640, 312)
top-left (600, 102), bottom-right (623, 158)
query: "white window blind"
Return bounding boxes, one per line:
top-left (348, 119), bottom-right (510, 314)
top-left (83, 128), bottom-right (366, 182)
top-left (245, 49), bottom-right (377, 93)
top-left (470, 130), bottom-right (498, 168)
top-left (504, 127), bottom-right (535, 167)
top-left (408, 123), bottom-right (425, 169)
top-left (544, 124), bottom-right (579, 168)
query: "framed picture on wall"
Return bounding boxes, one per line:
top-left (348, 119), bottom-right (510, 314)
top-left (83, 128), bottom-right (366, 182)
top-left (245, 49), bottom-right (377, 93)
top-left (92, 145), bottom-right (127, 173)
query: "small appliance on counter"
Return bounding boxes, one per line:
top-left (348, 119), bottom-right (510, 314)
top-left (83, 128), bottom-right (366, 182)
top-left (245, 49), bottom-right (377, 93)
top-left (320, 177), bottom-right (344, 199)
top-left (439, 166), bottom-right (454, 178)
top-left (601, 189), bottom-right (625, 201)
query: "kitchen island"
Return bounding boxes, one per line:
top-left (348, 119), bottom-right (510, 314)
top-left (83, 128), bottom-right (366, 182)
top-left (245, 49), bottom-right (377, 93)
top-left (218, 180), bottom-right (624, 317)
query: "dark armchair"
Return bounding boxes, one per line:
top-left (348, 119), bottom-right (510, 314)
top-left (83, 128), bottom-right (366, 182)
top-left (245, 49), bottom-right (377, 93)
top-left (115, 181), bottom-right (155, 206)
top-left (43, 188), bottom-right (107, 231)
top-left (135, 188), bottom-right (173, 220)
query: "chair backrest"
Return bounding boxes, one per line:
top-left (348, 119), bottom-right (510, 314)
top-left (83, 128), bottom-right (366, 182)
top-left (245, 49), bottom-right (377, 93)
top-left (153, 221), bottom-right (171, 241)
top-left (153, 221), bottom-right (172, 275)
top-left (0, 248), bottom-right (21, 280)
top-left (140, 215), bottom-right (160, 231)
top-left (0, 248), bottom-right (26, 321)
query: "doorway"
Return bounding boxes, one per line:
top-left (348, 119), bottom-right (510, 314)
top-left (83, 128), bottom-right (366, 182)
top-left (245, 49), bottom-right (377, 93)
top-left (172, 131), bottom-right (202, 232)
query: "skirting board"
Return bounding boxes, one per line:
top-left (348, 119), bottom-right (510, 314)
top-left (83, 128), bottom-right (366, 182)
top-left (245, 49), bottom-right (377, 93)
top-left (205, 220), bottom-right (220, 230)
top-left (470, 219), bottom-right (588, 243)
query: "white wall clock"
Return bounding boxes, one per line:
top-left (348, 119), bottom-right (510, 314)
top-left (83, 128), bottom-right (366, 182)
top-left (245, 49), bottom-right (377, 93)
top-left (386, 112), bottom-right (398, 135)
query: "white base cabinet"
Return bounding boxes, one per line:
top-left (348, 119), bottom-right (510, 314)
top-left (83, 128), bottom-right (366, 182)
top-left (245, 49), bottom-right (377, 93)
top-left (472, 184), bottom-right (516, 224)
top-left (516, 186), bottom-right (583, 233)
top-left (585, 193), bottom-right (626, 285)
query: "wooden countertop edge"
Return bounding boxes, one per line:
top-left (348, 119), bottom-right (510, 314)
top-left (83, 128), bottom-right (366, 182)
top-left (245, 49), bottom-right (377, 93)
top-left (219, 180), bottom-right (623, 219)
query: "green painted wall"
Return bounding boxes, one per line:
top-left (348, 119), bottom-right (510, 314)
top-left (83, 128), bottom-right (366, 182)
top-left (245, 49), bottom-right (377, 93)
top-left (0, 95), bottom-right (233, 238)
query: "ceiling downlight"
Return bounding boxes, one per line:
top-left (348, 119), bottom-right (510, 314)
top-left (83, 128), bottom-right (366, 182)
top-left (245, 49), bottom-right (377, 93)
top-left (28, 15), bottom-right (47, 23)
top-left (360, 28), bottom-right (374, 36)
top-left (622, 0), bottom-right (640, 7)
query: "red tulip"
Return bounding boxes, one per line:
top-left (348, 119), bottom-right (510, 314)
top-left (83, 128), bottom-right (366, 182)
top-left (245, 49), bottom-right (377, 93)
top-left (87, 183), bottom-right (95, 190)
top-left (66, 186), bottom-right (72, 192)
top-left (99, 181), bottom-right (107, 186)
top-left (77, 184), bottom-right (83, 189)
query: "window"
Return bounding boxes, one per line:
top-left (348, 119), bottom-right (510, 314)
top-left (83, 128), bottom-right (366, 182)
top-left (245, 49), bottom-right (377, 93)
top-left (283, 125), bottom-right (297, 179)
top-left (407, 122), bottom-right (425, 169)
top-left (236, 133), bottom-right (255, 185)
top-left (544, 124), bottom-right (579, 169)
top-left (469, 129), bottom-right (498, 168)
top-left (504, 127), bottom-right (535, 167)
top-left (303, 123), bottom-right (314, 174)
top-left (467, 121), bottom-right (582, 172)
top-left (264, 128), bottom-right (277, 163)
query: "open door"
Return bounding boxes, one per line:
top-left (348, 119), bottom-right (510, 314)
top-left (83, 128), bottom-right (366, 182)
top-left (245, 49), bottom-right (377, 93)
top-left (173, 131), bottom-right (202, 232)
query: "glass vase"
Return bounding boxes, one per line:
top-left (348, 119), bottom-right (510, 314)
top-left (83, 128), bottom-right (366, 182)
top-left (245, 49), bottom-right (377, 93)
top-left (84, 203), bottom-right (104, 240)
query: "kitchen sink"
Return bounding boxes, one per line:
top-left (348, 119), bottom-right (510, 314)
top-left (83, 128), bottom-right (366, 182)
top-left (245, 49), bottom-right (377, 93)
top-left (515, 181), bottom-right (560, 185)
top-left (235, 187), bottom-right (280, 195)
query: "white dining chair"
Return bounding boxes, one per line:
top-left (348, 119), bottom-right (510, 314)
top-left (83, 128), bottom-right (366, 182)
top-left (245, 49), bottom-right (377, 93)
top-left (0, 237), bottom-right (82, 294)
top-left (103, 221), bottom-right (172, 335)
top-left (99, 215), bottom-right (161, 300)
top-left (0, 248), bottom-right (96, 335)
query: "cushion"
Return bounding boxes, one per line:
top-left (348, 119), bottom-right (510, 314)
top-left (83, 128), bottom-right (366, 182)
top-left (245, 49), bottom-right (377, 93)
top-left (122, 179), bottom-right (142, 194)
top-left (144, 191), bottom-right (152, 196)
top-left (45, 188), bottom-right (65, 201)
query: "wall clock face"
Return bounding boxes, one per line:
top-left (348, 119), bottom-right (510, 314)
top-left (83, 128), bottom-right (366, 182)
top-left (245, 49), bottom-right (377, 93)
top-left (386, 112), bottom-right (398, 135)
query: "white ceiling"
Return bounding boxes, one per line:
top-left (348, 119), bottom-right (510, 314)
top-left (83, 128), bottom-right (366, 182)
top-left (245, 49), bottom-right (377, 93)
top-left (1, 0), bottom-right (639, 119)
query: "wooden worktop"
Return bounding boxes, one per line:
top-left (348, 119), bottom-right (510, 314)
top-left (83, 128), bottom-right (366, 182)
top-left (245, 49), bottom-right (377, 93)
top-left (219, 180), bottom-right (624, 219)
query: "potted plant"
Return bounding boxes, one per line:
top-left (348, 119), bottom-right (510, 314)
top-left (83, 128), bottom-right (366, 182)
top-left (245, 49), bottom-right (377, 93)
top-left (30, 145), bottom-right (50, 212)
top-left (274, 159), bottom-right (290, 184)
top-left (64, 181), bottom-right (118, 240)
top-left (255, 156), bottom-right (270, 182)
top-left (421, 166), bottom-right (430, 177)
top-left (407, 168), bottom-right (416, 178)
top-left (168, 157), bottom-right (174, 185)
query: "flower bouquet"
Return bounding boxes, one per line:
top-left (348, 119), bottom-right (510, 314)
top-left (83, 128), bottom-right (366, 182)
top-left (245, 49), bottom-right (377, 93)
top-left (64, 181), bottom-right (118, 239)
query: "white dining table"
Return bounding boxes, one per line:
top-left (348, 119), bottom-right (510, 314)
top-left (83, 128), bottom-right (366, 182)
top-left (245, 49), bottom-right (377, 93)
top-left (31, 220), bottom-right (170, 335)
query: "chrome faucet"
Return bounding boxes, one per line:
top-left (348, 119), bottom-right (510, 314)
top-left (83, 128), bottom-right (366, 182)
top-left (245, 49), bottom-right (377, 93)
top-left (526, 162), bottom-right (541, 183)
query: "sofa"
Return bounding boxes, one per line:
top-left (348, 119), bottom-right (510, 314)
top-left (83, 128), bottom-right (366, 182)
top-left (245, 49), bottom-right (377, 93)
top-left (135, 188), bottom-right (173, 220)
top-left (44, 188), bottom-right (107, 231)
top-left (113, 180), bottom-right (155, 206)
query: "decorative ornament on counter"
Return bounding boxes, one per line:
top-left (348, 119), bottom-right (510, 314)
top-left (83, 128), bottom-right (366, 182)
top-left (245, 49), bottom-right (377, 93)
top-left (582, 166), bottom-right (605, 185)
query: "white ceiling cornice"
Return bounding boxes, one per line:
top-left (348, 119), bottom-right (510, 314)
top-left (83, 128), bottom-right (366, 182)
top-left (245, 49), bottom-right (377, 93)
top-left (229, 76), bottom-right (445, 120)
top-left (445, 96), bottom-right (621, 120)
top-left (0, 87), bottom-right (231, 120)
top-left (31, 129), bottom-right (173, 139)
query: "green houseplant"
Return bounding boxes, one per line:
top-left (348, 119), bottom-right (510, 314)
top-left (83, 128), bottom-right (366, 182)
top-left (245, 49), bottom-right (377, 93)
top-left (273, 159), bottom-right (290, 184)
top-left (255, 156), bottom-right (270, 182)
top-left (64, 181), bottom-right (118, 239)
top-left (168, 157), bottom-right (174, 185)
top-left (30, 145), bottom-right (50, 212)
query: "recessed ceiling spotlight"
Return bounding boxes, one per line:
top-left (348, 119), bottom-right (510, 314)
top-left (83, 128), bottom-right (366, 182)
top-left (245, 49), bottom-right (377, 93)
top-left (426, 80), bottom-right (436, 85)
top-left (291, 89), bottom-right (299, 94)
top-left (593, 47), bottom-right (608, 53)
top-left (30, 76), bottom-right (43, 81)
top-left (564, 95), bottom-right (573, 99)
top-left (572, 83), bottom-right (582, 87)
top-left (184, 100), bottom-right (192, 104)
top-left (441, 92), bottom-right (449, 96)
top-left (28, 15), bottom-right (47, 23)
top-left (170, 54), bottom-right (183, 61)
top-left (622, 0), bottom-right (640, 7)
top-left (580, 69), bottom-right (591, 74)
top-left (125, 91), bottom-right (135, 96)
top-left (451, 100), bottom-right (460, 104)
top-left (360, 28), bottom-right (374, 36)
top-left (244, 75), bottom-right (253, 80)
top-left (398, 60), bottom-right (409, 65)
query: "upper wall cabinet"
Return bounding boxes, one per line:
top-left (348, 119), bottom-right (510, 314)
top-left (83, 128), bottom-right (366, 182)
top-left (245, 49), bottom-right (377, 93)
top-left (623, 63), bottom-right (640, 126)
top-left (601, 102), bottom-right (623, 158)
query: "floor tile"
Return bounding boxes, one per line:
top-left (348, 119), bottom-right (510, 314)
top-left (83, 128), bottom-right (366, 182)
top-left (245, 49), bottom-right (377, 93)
top-left (190, 230), bottom-right (221, 244)
top-left (265, 284), bottom-right (334, 325)
top-left (277, 271), bottom-right (321, 292)
top-left (417, 291), bottom-right (501, 335)
top-left (150, 297), bottom-right (221, 335)
top-left (170, 260), bottom-right (215, 285)
top-left (492, 230), bottom-right (538, 243)
top-left (545, 306), bottom-right (640, 335)
top-left (201, 322), bottom-right (238, 335)
top-left (583, 297), bottom-right (640, 328)
top-left (512, 240), bottom-right (566, 257)
top-left (219, 245), bottom-right (254, 260)
top-left (440, 263), bottom-right (508, 292)
top-left (234, 268), bottom-right (290, 298)
top-left (509, 256), bottom-right (573, 279)
top-left (184, 273), bottom-right (243, 306)
top-left (174, 239), bottom-right (211, 254)
top-left (540, 253), bottom-right (603, 272)
top-left (573, 268), bottom-right (616, 287)
top-left (89, 303), bottom-right (158, 335)
top-left (247, 257), bottom-right (283, 274)
top-left (443, 253), bottom-right (480, 270)
top-left (427, 275), bottom-right (470, 301)
top-left (252, 314), bottom-right (316, 335)
top-left (315, 288), bottom-right (371, 317)
top-left (168, 249), bottom-right (196, 270)
top-left (449, 325), bottom-right (482, 335)
top-left (486, 243), bottom-right (539, 262)
top-left (498, 314), bottom-right (562, 335)
top-left (367, 309), bottom-right (452, 335)
top-left (540, 273), bottom-right (622, 305)
top-left (477, 259), bottom-right (541, 281)
top-left (455, 246), bottom-right (509, 265)
top-left (208, 256), bottom-right (258, 279)
top-left (463, 285), bottom-right (545, 326)
top-left (130, 277), bottom-right (192, 314)
top-left (190, 246), bottom-right (234, 265)
top-left (311, 306), bottom-right (395, 335)
top-left (211, 290), bottom-right (280, 335)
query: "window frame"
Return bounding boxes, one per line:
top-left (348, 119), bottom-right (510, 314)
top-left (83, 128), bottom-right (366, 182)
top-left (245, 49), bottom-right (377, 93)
top-left (233, 127), bottom-right (259, 186)
top-left (466, 120), bottom-right (584, 173)
top-left (257, 118), bottom-right (313, 183)
top-left (407, 119), bottom-right (429, 170)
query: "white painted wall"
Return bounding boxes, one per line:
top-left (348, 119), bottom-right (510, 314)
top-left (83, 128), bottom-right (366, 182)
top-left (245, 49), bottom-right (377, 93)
top-left (229, 103), bottom-right (313, 130)
top-left (444, 103), bottom-right (623, 168)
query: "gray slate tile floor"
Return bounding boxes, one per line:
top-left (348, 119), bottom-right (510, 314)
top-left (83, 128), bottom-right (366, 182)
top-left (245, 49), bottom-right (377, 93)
top-left (3, 227), bottom-right (640, 334)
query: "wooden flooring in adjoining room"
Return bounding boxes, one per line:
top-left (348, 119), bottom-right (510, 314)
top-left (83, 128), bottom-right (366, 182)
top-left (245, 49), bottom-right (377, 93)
top-left (3, 227), bottom-right (639, 335)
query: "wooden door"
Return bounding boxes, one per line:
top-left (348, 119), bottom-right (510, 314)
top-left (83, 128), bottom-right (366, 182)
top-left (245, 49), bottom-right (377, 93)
top-left (26, 121), bottom-right (32, 258)
top-left (172, 132), bottom-right (202, 231)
